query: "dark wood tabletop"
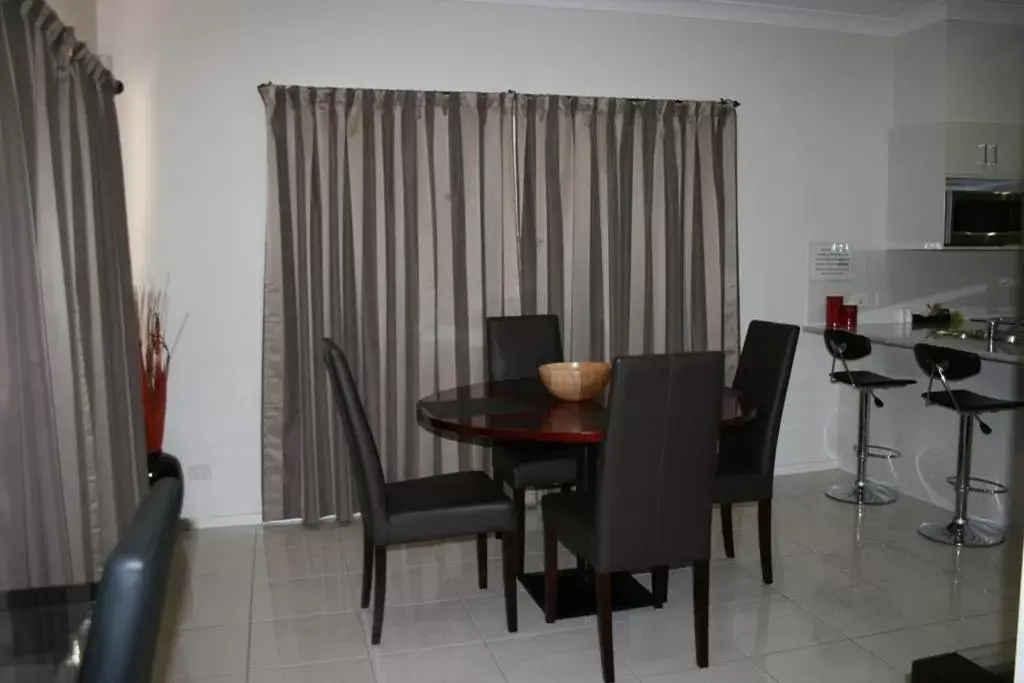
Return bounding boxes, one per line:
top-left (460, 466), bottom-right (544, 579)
top-left (417, 378), bottom-right (754, 444)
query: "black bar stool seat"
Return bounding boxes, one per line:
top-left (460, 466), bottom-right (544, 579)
top-left (913, 342), bottom-right (1013, 548)
top-left (921, 389), bottom-right (1024, 414)
top-left (823, 329), bottom-right (915, 506)
top-left (831, 370), bottom-right (916, 390)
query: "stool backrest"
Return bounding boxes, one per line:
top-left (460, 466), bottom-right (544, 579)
top-left (823, 329), bottom-right (871, 361)
top-left (913, 343), bottom-right (981, 382)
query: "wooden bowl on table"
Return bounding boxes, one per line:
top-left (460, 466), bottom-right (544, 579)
top-left (538, 361), bottom-right (611, 402)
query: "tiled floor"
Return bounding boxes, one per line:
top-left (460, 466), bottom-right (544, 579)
top-left (153, 470), bottom-right (1021, 682)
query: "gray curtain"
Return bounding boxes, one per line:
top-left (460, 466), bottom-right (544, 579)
top-left (260, 87), bottom-right (521, 523)
top-left (516, 96), bottom-right (740, 376)
top-left (0, 0), bottom-right (145, 590)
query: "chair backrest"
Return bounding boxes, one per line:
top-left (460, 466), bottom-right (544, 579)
top-left (593, 352), bottom-right (723, 573)
top-left (80, 477), bottom-right (183, 683)
top-left (823, 328), bottom-right (871, 361)
top-left (322, 338), bottom-right (388, 540)
top-left (721, 320), bottom-right (800, 480)
top-left (913, 343), bottom-right (981, 382)
top-left (485, 315), bottom-right (563, 381)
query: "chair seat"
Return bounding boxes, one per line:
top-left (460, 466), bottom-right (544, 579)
top-left (831, 371), bottom-right (915, 390)
top-left (384, 471), bottom-right (516, 545)
top-left (923, 390), bottom-right (1024, 414)
top-left (492, 445), bottom-right (580, 489)
top-left (540, 490), bottom-right (596, 563)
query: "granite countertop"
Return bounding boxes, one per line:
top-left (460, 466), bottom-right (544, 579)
top-left (802, 323), bottom-right (1024, 366)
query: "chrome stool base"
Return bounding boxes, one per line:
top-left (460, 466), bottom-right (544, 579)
top-left (917, 518), bottom-right (1005, 547)
top-left (857, 444), bottom-right (901, 459)
top-left (826, 480), bottom-right (897, 506)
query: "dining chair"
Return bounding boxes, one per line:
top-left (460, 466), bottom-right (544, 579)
top-left (715, 320), bottom-right (800, 585)
top-left (486, 314), bottom-right (582, 574)
top-left (542, 352), bottom-right (725, 683)
top-left (323, 338), bottom-right (519, 644)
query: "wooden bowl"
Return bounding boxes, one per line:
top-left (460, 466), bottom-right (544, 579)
top-left (538, 361), bottom-right (611, 402)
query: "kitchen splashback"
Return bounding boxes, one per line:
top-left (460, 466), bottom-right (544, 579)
top-left (807, 248), bottom-right (1020, 324)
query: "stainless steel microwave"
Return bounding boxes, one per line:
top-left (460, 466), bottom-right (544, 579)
top-left (945, 178), bottom-right (1024, 247)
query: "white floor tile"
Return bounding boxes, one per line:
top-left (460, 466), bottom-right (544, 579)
top-left (353, 563), bottom-right (463, 607)
top-left (247, 658), bottom-right (376, 683)
top-left (664, 564), bottom-right (775, 606)
top-left (366, 599), bottom-right (483, 654)
top-left (639, 658), bottom-right (776, 683)
top-left (162, 570), bottom-right (253, 631)
top-left (786, 582), bottom-right (938, 638)
top-left (248, 612), bottom-right (368, 670)
top-left (872, 570), bottom-right (1010, 620)
top-left (152, 624), bottom-right (249, 680)
top-left (374, 643), bottom-right (505, 683)
top-left (612, 604), bottom-right (746, 677)
top-left (713, 597), bottom-right (844, 656)
top-left (465, 591), bottom-right (589, 640)
top-left (251, 573), bottom-right (358, 620)
top-left (746, 553), bottom-right (854, 597)
top-left (756, 640), bottom-right (902, 683)
top-left (254, 542), bottom-right (348, 582)
top-left (823, 543), bottom-right (949, 584)
top-left (487, 626), bottom-right (638, 683)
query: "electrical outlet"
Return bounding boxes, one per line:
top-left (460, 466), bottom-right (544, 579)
top-left (187, 464), bottom-right (212, 481)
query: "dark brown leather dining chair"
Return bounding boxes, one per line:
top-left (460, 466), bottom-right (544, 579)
top-left (486, 314), bottom-right (582, 574)
top-left (542, 352), bottom-right (725, 683)
top-left (715, 320), bottom-right (800, 585)
top-left (323, 338), bottom-right (518, 644)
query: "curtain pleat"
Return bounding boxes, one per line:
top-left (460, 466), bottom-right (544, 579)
top-left (518, 96), bottom-right (740, 377)
top-left (260, 88), bottom-right (519, 523)
top-left (0, 0), bottom-right (144, 590)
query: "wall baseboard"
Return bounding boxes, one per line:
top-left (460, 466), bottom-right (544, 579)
top-left (183, 513), bottom-right (263, 529)
top-left (775, 460), bottom-right (838, 476)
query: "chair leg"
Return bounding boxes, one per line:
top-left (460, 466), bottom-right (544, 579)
top-left (360, 532), bottom-right (374, 609)
top-left (371, 545), bottom-right (387, 645)
top-left (544, 520), bottom-right (558, 623)
top-left (477, 534), bottom-right (488, 589)
top-left (693, 559), bottom-right (709, 669)
top-left (502, 530), bottom-right (519, 633)
top-left (758, 499), bottom-right (773, 585)
top-left (514, 488), bottom-right (526, 576)
top-left (651, 567), bottom-right (668, 608)
top-left (720, 503), bottom-right (735, 559)
top-left (596, 573), bottom-right (615, 683)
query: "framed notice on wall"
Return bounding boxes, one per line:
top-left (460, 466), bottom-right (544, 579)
top-left (808, 241), bottom-right (852, 282)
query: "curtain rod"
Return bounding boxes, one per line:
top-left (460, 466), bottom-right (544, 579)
top-left (257, 83), bottom-right (738, 107)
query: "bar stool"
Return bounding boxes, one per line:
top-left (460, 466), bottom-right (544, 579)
top-left (823, 330), bottom-right (916, 505)
top-left (913, 343), bottom-right (1019, 547)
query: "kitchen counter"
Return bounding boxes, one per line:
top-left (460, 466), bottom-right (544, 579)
top-left (802, 323), bottom-right (1024, 365)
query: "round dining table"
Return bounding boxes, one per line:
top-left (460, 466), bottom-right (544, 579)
top-left (416, 377), bottom-right (755, 619)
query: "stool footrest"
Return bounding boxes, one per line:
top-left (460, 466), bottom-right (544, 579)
top-left (944, 475), bottom-right (1008, 496)
top-left (852, 443), bottom-right (901, 459)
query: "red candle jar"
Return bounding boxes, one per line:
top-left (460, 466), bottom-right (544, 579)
top-left (826, 296), bottom-right (844, 328)
top-left (840, 304), bottom-right (858, 330)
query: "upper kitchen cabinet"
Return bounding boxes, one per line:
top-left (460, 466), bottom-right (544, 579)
top-left (946, 122), bottom-right (1022, 178)
top-left (946, 20), bottom-right (1024, 126)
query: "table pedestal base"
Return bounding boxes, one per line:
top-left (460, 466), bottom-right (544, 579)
top-left (518, 569), bottom-right (655, 619)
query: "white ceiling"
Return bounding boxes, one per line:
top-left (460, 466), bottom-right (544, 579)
top-left (463, 0), bottom-right (1024, 34)
top-left (618, 0), bottom-right (934, 18)
top-left (616, 0), bottom-right (1024, 18)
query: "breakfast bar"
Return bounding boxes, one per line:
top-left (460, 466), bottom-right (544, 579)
top-left (803, 322), bottom-right (1020, 531)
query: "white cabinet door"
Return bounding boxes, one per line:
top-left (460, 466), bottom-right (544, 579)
top-left (946, 122), bottom-right (994, 177)
top-left (988, 126), bottom-right (1022, 179)
top-left (947, 123), bottom-right (1022, 178)
top-left (889, 124), bottom-right (948, 248)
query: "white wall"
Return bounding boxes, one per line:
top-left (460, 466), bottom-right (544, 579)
top-left (96, 0), bottom-right (893, 526)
